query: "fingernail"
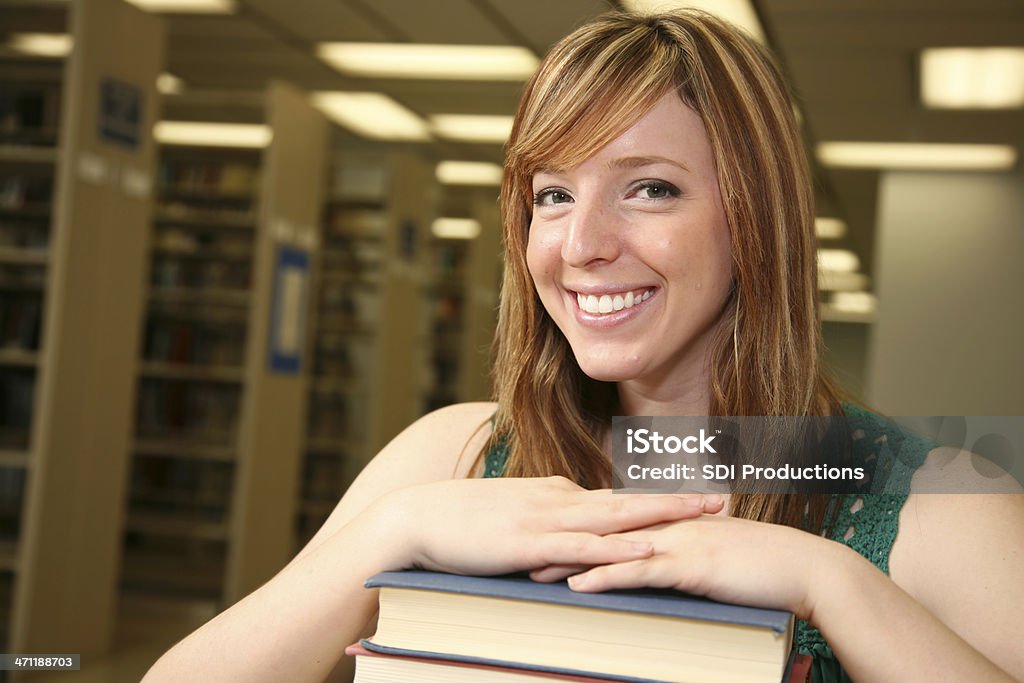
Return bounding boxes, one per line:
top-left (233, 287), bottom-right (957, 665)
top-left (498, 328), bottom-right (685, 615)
top-left (631, 541), bottom-right (653, 554)
top-left (705, 493), bottom-right (723, 507)
top-left (568, 574), bottom-right (587, 588)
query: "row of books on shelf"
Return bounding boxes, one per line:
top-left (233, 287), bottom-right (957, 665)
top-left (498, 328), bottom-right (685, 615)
top-left (0, 89), bottom-right (60, 141)
top-left (0, 374), bottom-right (34, 438)
top-left (151, 259), bottom-right (252, 292)
top-left (157, 159), bottom-right (259, 198)
top-left (0, 297), bottom-right (41, 352)
top-left (0, 177), bottom-right (53, 212)
top-left (143, 321), bottom-right (245, 367)
top-left (350, 570), bottom-right (810, 683)
top-left (136, 381), bottom-right (239, 438)
top-left (0, 222), bottom-right (49, 251)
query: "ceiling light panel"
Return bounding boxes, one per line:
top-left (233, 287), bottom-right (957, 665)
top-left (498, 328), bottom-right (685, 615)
top-left (436, 161), bottom-right (503, 186)
top-left (815, 217), bottom-right (847, 240)
top-left (432, 218), bottom-right (481, 240)
top-left (316, 43), bottom-right (538, 81)
top-left (430, 115), bottom-right (514, 144)
top-left (154, 121), bottom-right (271, 148)
top-left (7, 33), bottom-right (72, 58)
top-left (817, 142), bottom-right (1017, 171)
top-left (123, 0), bottom-right (237, 13)
top-left (817, 249), bottom-right (860, 274)
top-left (922, 48), bottom-right (1024, 109)
top-left (620, 0), bottom-right (765, 43)
top-left (312, 92), bottom-right (430, 142)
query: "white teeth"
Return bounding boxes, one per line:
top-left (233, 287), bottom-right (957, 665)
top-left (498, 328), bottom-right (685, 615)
top-left (576, 288), bottom-right (653, 316)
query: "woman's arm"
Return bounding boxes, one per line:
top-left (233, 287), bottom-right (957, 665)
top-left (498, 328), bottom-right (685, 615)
top-left (565, 492), bottom-right (1024, 682)
top-left (142, 402), bottom-right (497, 682)
top-left (143, 403), bottom-right (720, 682)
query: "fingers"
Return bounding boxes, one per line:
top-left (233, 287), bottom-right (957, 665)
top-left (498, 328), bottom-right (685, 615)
top-left (529, 564), bottom-right (589, 583)
top-left (531, 532), bottom-right (653, 568)
top-left (567, 557), bottom-right (681, 593)
top-left (561, 493), bottom-right (720, 535)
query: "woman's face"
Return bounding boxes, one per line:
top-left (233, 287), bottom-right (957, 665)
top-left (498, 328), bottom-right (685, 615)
top-left (527, 92), bottom-right (734, 389)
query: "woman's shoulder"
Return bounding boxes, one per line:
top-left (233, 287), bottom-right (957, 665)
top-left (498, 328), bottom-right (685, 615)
top-left (388, 401), bottom-right (499, 479)
top-left (293, 402), bottom-right (497, 558)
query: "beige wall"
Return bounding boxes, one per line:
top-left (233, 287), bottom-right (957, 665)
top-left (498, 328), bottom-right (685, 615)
top-left (866, 170), bottom-right (1024, 415)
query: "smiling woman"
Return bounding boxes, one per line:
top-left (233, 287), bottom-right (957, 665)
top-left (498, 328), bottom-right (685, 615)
top-left (143, 10), bottom-right (1024, 683)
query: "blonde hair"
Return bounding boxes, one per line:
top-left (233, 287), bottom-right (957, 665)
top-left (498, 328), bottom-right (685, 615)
top-left (484, 10), bottom-right (843, 528)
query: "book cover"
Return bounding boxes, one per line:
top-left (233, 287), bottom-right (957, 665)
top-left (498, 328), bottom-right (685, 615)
top-left (363, 570), bottom-right (795, 683)
top-left (365, 570), bottom-right (792, 634)
top-left (348, 642), bottom-right (809, 683)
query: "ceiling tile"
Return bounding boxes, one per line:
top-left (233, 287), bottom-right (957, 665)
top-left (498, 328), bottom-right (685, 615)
top-left (488, 0), bottom-right (615, 53)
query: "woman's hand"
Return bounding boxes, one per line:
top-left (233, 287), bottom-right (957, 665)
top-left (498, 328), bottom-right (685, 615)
top-left (364, 476), bottom-right (724, 577)
top-left (560, 515), bottom-right (841, 619)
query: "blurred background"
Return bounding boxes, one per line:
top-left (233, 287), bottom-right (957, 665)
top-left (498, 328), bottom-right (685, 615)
top-left (0, 0), bottom-right (1021, 679)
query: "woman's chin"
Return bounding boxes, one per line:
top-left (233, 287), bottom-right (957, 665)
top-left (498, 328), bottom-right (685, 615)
top-left (575, 357), bottom-right (646, 384)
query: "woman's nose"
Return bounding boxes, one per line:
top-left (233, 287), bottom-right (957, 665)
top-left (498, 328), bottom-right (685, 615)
top-left (560, 198), bottom-right (621, 268)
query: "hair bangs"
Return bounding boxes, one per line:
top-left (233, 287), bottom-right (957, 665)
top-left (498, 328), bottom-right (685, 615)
top-left (506, 23), bottom-right (690, 186)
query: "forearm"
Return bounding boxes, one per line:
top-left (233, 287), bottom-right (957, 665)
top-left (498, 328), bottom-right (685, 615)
top-left (808, 543), bottom-right (1016, 683)
top-left (143, 514), bottom-right (407, 682)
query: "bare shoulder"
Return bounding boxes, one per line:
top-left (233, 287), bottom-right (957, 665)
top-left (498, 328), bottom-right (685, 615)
top-left (294, 401), bottom-right (497, 559)
top-left (889, 454), bottom-right (1024, 673)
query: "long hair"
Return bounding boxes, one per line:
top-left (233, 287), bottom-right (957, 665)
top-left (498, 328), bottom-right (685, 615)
top-left (482, 10), bottom-right (844, 529)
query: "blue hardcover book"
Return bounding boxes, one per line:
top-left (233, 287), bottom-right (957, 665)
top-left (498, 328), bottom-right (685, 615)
top-left (363, 570), bottom-right (794, 683)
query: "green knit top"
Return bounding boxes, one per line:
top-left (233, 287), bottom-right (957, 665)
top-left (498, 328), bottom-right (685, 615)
top-left (482, 405), bottom-right (935, 683)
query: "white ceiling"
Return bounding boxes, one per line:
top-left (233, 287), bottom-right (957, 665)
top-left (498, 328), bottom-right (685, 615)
top-left (3, 0), bottom-right (1023, 280)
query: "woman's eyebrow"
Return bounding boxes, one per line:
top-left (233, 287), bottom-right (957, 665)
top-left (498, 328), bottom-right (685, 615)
top-left (607, 155), bottom-right (689, 172)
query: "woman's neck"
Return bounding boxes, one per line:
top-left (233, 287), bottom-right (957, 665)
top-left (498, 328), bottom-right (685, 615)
top-left (616, 360), bottom-right (713, 416)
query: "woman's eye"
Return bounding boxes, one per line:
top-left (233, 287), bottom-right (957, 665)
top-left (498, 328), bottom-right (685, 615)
top-left (633, 181), bottom-right (680, 200)
top-left (533, 189), bottom-right (573, 206)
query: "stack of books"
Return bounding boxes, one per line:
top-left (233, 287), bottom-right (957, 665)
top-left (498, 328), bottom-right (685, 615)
top-left (348, 570), bottom-right (811, 683)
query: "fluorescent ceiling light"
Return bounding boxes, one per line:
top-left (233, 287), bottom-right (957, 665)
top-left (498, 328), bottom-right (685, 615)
top-left (432, 218), bottom-right (481, 240)
top-left (818, 249), bottom-right (860, 274)
top-left (156, 73), bottom-right (185, 96)
top-left (436, 161), bottom-right (503, 186)
top-left (312, 92), bottom-right (430, 142)
top-left (430, 115), bottom-right (513, 144)
top-left (817, 142), bottom-right (1017, 171)
top-left (8, 33), bottom-right (72, 58)
top-left (620, 0), bottom-right (765, 43)
top-left (815, 217), bottom-right (847, 240)
top-left (316, 43), bottom-right (538, 81)
top-left (818, 271), bottom-right (870, 292)
top-left (922, 48), bottom-right (1024, 109)
top-left (830, 291), bottom-right (877, 315)
top-left (154, 121), bottom-right (271, 148)
top-left (123, 0), bottom-right (236, 13)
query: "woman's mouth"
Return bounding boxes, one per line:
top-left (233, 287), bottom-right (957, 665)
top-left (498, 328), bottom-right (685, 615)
top-left (575, 287), bottom-right (655, 316)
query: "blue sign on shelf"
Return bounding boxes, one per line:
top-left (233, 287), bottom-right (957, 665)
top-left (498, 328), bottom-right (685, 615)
top-left (268, 245), bottom-right (310, 375)
top-left (98, 78), bottom-right (142, 149)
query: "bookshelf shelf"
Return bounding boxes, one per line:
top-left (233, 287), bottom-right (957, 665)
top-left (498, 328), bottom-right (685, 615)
top-left (153, 210), bottom-right (257, 231)
top-left (0, 247), bottom-right (47, 267)
top-left (0, 450), bottom-right (29, 469)
top-left (124, 513), bottom-right (230, 543)
top-left (0, 349), bottom-right (39, 368)
top-left (133, 439), bottom-right (235, 462)
top-left (0, 205), bottom-right (53, 222)
top-left (0, 145), bottom-right (58, 165)
top-left (3, 0), bottom-right (166, 656)
top-left (138, 360), bottom-right (245, 384)
top-left (149, 286), bottom-right (250, 307)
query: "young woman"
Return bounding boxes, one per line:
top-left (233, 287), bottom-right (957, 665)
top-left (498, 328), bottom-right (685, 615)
top-left (145, 11), bottom-right (1024, 683)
